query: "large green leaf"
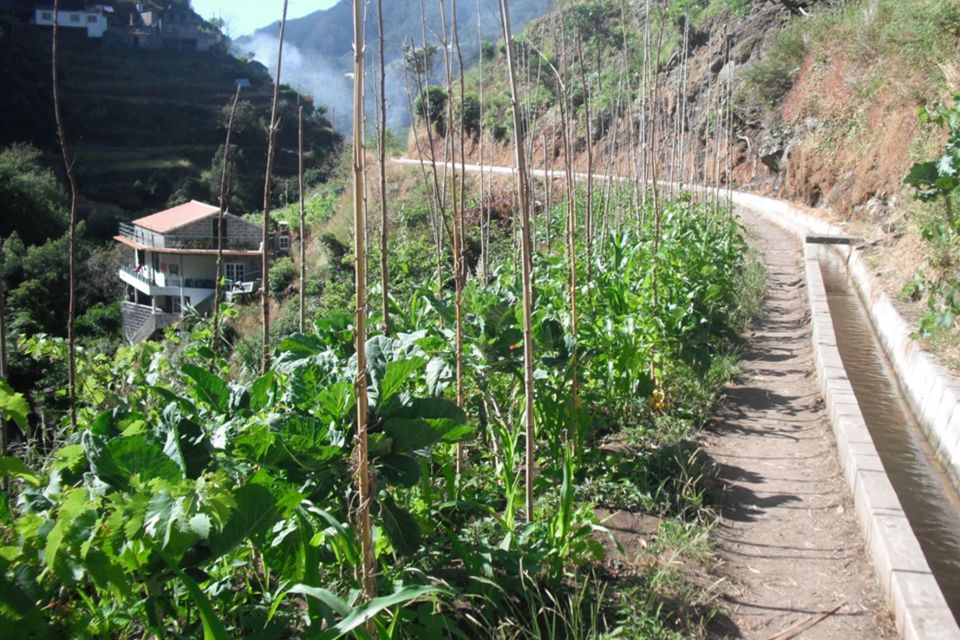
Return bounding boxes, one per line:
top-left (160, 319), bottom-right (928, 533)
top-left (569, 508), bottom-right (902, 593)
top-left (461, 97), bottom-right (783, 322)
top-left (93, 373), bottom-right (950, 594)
top-left (206, 471), bottom-right (280, 562)
top-left (425, 358), bottom-right (452, 396)
top-left (384, 397), bottom-right (466, 423)
top-left (278, 333), bottom-right (327, 358)
top-left (378, 454), bottom-right (421, 487)
top-left (84, 549), bottom-right (132, 599)
top-left (249, 371), bottom-right (276, 412)
top-left (0, 457), bottom-right (39, 488)
top-left (381, 418), bottom-right (445, 453)
top-left (376, 358), bottom-right (425, 408)
top-left (83, 433), bottom-right (182, 489)
top-left (288, 584), bottom-right (351, 622)
top-left (163, 418), bottom-right (211, 479)
top-left (182, 364), bottom-right (229, 413)
top-left (377, 494), bottom-right (421, 556)
top-left (311, 585), bottom-right (446, 639)
top-left (0, 573), bottom-right (51, 638)
top-left (276, 415), bottom-right (343, 471)
top-left (0, 381), bottom-right (29, 433)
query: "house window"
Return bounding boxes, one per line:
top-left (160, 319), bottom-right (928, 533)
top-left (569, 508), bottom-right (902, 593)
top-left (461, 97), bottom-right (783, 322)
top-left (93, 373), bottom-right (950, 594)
top-left (225, 263), bottom-right (244, 284)
top-left (70, 13), bottom-right (81, 23)
top-left (168, 263), bottom-right (179, 276)
top-left (41, 11), bottom-right (52, 20)
top-left (87, 15), bottom-right (97, 23)
top-left (278, 235), bottom-right (290, 251)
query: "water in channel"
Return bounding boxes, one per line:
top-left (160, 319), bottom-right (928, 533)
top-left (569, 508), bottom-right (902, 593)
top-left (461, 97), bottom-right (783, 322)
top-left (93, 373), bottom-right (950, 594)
top-left (820, 252), bottom-right (960, 622)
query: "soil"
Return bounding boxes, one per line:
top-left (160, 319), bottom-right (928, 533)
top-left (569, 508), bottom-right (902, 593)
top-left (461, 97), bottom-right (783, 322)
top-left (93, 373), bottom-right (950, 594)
top-left (701, 209), bottom-right (897, 639)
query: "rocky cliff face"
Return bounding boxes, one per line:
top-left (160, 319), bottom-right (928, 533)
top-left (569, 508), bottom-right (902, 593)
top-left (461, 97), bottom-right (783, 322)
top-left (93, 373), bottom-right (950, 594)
top-left (429, 0), bottom-right (955, 224)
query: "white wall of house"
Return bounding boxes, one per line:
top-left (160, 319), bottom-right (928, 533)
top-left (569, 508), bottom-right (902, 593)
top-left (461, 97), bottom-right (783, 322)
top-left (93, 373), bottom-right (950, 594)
top-left (35, 8), bottom-right (108, 38)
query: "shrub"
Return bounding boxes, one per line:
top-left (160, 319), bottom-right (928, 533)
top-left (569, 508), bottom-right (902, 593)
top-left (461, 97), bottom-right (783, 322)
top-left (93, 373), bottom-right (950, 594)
top-left (458, 92), bottom-right (482, 138)
top-left (414, 85), bottom-right (448, 137)
top-left (742, 29), bottom-right (806, 109)
top-left (269, 256), bottom-right (297, 301)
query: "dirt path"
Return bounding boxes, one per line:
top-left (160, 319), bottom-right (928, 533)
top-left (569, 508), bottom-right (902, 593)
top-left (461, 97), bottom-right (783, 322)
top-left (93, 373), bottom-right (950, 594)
top-left (702, 210), bottom-right (896, 639)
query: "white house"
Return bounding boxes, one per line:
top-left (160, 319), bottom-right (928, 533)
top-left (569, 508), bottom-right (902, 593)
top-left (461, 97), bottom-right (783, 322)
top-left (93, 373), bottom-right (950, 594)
top-left (114, 200), bottom-right (272, 343)
top-left (34, 3), bottom-right (109, 38)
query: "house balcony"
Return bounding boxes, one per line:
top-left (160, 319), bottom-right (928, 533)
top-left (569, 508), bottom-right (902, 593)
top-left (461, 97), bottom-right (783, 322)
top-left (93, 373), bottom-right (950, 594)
top-left (116, 222), bottom-right (262, 255)
top-left (119, 265), bottom-right (218, 297)
top-left (120, 264), bottom-right (185, 296)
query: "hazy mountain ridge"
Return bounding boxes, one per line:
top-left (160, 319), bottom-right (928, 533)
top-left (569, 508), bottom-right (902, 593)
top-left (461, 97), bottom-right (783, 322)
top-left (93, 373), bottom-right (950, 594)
top-left (236, 0), bottom-right (553, 130)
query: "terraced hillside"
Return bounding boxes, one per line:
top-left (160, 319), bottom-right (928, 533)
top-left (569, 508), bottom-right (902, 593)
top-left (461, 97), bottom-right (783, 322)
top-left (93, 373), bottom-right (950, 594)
top-left (0, 29), bottom-right (340, 230)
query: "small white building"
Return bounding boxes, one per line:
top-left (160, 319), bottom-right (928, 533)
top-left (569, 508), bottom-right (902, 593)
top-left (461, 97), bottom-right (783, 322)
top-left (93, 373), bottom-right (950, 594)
top-left (34, 4), bottom-right (109, 38)
top-left (115, 200), bottom-right (267, 343)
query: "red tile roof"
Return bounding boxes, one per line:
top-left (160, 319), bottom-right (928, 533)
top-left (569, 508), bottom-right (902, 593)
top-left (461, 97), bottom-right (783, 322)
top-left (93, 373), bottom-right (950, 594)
top-left (133, 200), bottom-right (220, 234)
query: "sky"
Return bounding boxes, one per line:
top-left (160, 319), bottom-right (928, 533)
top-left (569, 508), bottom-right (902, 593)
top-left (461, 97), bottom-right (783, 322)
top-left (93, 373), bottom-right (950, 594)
top-left (191, 0), bottom-right (339, 38)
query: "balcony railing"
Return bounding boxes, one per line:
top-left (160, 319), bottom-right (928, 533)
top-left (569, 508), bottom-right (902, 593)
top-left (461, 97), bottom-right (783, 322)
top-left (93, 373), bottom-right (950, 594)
top-left (120, 264), bottom-right (183, 289)
top-left (118, 222), bottom-right (262, 252)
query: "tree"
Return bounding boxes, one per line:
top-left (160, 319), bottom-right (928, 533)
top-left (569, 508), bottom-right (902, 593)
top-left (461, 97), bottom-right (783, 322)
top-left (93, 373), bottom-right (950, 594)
top-left (0, 144), bottom-right (67, 247)
top-left (414, 86), bottom-right (448, 137)
top-left (457, 92), bottom-right (482, 138)
top-left (402, 43), bottom-right (439, 79)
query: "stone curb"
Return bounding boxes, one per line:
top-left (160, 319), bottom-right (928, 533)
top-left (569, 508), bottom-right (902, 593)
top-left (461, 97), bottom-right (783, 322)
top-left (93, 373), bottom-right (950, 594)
top-left (727, 191), bottom-right (960, 489)
top-left (729, 191), bottom-right (960, 639)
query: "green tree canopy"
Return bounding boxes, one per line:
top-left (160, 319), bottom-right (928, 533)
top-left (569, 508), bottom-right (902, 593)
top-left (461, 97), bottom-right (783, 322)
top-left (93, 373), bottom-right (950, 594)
top-left (0, 143), bottom-right (67, 247)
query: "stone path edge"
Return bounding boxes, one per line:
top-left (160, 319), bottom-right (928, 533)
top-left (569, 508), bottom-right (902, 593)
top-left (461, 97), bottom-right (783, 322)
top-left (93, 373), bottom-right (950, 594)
top-left (730, 191), bottom-right (960, 640)
top-left (729, 192), bottom-right (960, 491)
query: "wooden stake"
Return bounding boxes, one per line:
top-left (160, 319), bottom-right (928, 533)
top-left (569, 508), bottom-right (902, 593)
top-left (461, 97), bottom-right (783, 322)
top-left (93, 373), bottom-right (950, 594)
top-left (351, 0), bottom-right (376, 606)
top-left (500, 0), bottom-right (537, 522)
top-left (261, 0), bottom-right (289, 374)
top-left (52, 0), bottom-right (78, 431)
top-left (298, 105), bottom-right (307, 333)
top-left (214, 85), bottom-right (242, 350)
top-left (376, 0), bottom-right (389, 335)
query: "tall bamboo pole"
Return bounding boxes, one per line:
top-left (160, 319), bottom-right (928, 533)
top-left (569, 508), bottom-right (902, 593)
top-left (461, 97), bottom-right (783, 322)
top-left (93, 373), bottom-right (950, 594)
top-left (261, 1), bottom-right (289, 374)
top-left (52, 0), bottom-right (78, 431)
top-left (376, 0), bottom-right (390, 335)
top-left (476, 0), bottom-right (490, 282)
top-left (575, 28), bottom-right (594, 279)
top-left (298, 106), bottom-right (307, 333)
top-left (351, 0), bottom-right (376, 606)
top-left (500, 0), bottom-right (537, 522)
top-left (440, 0), bottom-right (466, 477)
top-left (214, 85), bottom-right (242, 350)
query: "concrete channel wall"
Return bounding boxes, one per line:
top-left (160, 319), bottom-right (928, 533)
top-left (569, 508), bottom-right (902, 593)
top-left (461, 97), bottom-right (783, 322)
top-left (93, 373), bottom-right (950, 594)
top-left (729, 190), bottom-right (960, 639)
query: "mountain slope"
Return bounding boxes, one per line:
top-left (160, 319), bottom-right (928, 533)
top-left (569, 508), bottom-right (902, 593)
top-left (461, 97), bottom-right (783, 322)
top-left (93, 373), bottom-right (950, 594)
top-left (237, 0), bottom-right (552, 130)
top-left (0, 13), bottom-right (340, 235)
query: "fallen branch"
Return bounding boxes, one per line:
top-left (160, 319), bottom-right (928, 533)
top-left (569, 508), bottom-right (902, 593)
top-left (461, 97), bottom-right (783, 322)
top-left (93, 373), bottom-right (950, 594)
top-left (766, 600), bottom-right (847, 640)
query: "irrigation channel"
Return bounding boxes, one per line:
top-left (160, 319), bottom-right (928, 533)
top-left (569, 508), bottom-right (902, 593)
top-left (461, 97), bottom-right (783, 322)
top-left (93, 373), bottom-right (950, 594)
top-left (818, 248), bottom-right (960, 622)
top-left (389, 157), bottom-right (960, 622)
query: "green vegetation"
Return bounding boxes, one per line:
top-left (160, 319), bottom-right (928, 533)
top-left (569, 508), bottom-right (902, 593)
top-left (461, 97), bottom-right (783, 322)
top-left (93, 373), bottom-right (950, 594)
top-left (0, 172), bottom-right (759, 636)
top-left (902, 95), bottom-right (960, 335)
top-left (742, 30), bottom-right (807, 110)
top-left (0, 144), bottom-right (67, 246)
top-left (0, 35), bottom-right (340, 227)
